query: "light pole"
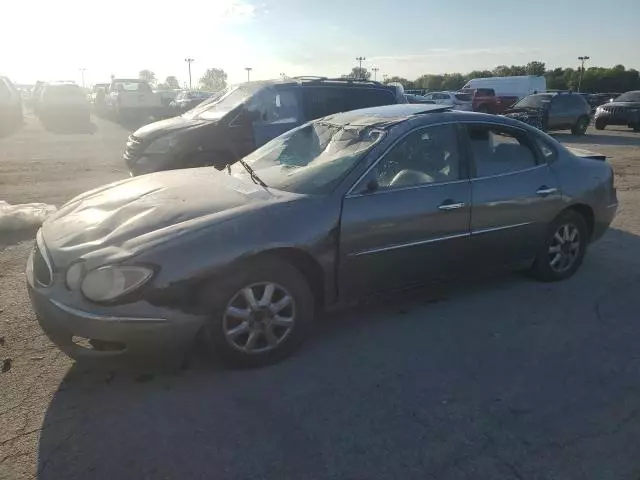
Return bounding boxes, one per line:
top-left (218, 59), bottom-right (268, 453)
top-left (355, 56), bottom-right (366, 79)
top-left (371, 67), bottom-right (379, 81)
top-left (577, 56), bottom-right (590, 92)
top-left (185, 57), bottom-right (194, 89)
top-left (79, 68), bottom-right (87, 89)
top-left (245, 67), bottom-right (252, 82)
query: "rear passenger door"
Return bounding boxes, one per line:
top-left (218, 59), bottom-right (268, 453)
top-left (346, 88), bottom-right (396, 111)
top-left (462, 123), bottom-right (563, 268)
top-left (301, 86), bottom-right (347, 121)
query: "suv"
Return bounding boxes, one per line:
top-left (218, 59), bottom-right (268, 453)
top-left (503, 92), bottom-right (591, 135)
top-left (0, 76), bottom-right (22, 131)
top-left (421, 91), bottom-right (473, 111)
top-left (594, 90), bottom-right (640, 132)
top-left (105, 79), bottom-right (162, 120)
top-left (124, 77), bottom-right (404, 175)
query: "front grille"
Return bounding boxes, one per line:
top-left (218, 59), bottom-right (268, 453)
top-left (123, 134), bottom-right (144, 160)
top-left (604, 106), bottom-right (628, 116)
top-left (33, 242), bottom-right (53, 287)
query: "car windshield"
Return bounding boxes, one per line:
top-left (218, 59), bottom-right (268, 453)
top-left (186, 84), bottom-right (261, 120)
top-left (614, 91), bottom-right (640, 102)
top-left (230, 121), bottom-right (385, 194)
top-left (513, 94), bottom-right (553, 109)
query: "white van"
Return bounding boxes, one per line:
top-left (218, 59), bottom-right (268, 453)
top-left (461, 76), bottom-right (546, 100)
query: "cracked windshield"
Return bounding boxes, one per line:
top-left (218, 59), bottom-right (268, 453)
top-left (1, 0), bottom-right (639, 479)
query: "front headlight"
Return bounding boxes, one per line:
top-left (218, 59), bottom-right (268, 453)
top-left (596, 106), bottom-right (605, 114)
top-left (81, 265), bottom-right (153, 302)
top-left (143, 134), bottom-right (179, 155)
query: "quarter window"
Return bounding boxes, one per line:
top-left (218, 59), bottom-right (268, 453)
top-left (464, 125), bottom-right (538, 177)
top-left (371, 124), bottom-right (462, 190)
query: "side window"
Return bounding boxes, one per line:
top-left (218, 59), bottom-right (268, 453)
top-left (465, 125), bottom-right (538, 177)
top-left (371, 124), bottom-right (462, 190)
top-left (535, 137), bottom-right (557, 162)
top-left (301, 87), bottom-right (346, 120)
top-left (347, 88), bottom-right (395, 110)
top-left (251, 88), bottom-right (300, 124)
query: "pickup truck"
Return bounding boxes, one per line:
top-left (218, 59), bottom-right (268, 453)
top-left (105, 79), bottom-right (162, 120)
top-left (459, 88), bottom-right (518, 114)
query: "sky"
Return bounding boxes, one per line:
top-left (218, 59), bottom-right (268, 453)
top-left (2, 0), bottom-right (639, 87)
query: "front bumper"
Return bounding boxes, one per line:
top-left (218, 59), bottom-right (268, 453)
top-left (27, 253), bottom-right (205, 362)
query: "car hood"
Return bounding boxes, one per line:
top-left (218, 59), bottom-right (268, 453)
top-left (133, 115), bottom-right (211, 141)
top-left (41, 168), bottom-right (297, 268)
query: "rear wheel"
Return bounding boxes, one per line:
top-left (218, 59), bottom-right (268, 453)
top-left (530, 210), bottom-right (588, 282)
top-left (571, 116), bottom-right (590, 135)
top-left (200, 256), bottom-right (314, 368)
top-left (594, 118), bottom-right (606, 130)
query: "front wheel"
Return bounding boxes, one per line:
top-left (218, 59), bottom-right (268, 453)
top-left (200, 256), bottom-right (314, 368)
top-left (571, 116), bottom-right (590, 135)
top-left (595, 118), bottom-right (606, 130)
top-left (529, 210), bottom-right (588, 282)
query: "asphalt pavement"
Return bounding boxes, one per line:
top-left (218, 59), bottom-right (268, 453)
top-left (1, 114), bottom-right (640, 480)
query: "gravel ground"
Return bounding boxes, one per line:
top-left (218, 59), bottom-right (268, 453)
top-left (1, 114), bottom-right (639, 480)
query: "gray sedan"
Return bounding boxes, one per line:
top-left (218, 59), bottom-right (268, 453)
top-left (27, 105), bottom-right (618, 368)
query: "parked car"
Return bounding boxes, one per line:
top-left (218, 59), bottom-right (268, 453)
top-left (37, 83), bottom-right (90, 124)
top-left (105, 78), bottom-right (162, 120)
top-left (28, 104), bottom-right (617, 368)
top-left (0, 75), bottom-right (23, 131)
top-left (420, 91), bottom-right (473, 111)
top-left (503, 92), bottom-right (592, 135)
top-left (124, 77), bottom-right (404, 176)
top-left (594, 90), bottom-right (640, 132)
top-left (89, 83), bottom-right (110, 115)
top-left (170, 90), bottom-right (213, 113)
top-left (461, 75), bottom-right (546, 99)
top-left (458, 88), bottom-right (518, 114)
top-left (404, 93), bottom-right (435, 104)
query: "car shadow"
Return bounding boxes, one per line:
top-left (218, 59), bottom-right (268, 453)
top-left (552, 131), bottom-right (639, 146)
top-left (36, 228), bottom-right (640, 479)
top-left (40, 119), bottom-right (97, 135)
top-left (0, 226), bottom-right (38, 249)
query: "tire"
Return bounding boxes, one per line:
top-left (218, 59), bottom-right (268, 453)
top-left (594, 118), bottom-right (606, 130)
top-left (529, 209), bottom-right (588, 282)
top-left (200, 256), bottom-right (314, 368)
top-left (571, 116), bottom-right (590, 135)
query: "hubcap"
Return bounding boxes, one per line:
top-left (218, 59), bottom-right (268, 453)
top-left (548, 223), bottom-right (581, 273)
top-left (223, 282), bottom-right (295, 354)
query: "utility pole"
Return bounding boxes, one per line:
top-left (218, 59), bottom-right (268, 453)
top-left (577, 56), bottom-right (590, 92)
top-left (355, 56), bottom-right (366, 79)
top-left (79, 68), bottom-right (87, 89)
top-left (245, 67), bottom-right (252, 82)
top-left (371, 67), bottom-right (379, 81)
top-left (184, 57), bottom-right (194, 89)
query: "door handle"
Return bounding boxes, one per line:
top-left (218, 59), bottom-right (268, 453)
top-left (439, 202), bottom-right (466, 211)
top-left (536, 186), bottom-right (558, 196)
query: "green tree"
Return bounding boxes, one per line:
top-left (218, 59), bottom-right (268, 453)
top-left (492, 65), bottom-right (512, 77)
top-left (139, 69), bottom-right (156, 85)
top-left (466, 70), bottom-right (493, 80)
top-left (525, 61), bottom-right (546, 76)
top-left (164, 76), bottom-right (180, 89)
top-left (441, 73), bottom-right (465, 91)
top-left (199, 68), bottom-right (228, 92)
top-left (343, 67), bottom-right (371, 80)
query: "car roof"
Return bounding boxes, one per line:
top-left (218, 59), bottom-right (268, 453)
top-left (240, 77), bottom-right (397, 91)
top-left (324, 104), bottom-right (540, 130)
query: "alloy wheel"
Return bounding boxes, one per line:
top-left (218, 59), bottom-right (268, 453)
top-left (223, 282), bottom-right (296, 354)
top-left (548, 223), bottom-right (581, 273)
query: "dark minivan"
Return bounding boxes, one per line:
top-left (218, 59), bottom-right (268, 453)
top-left (124, 77), bottom-right (404, 175)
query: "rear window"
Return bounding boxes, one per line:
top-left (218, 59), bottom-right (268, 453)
top-left (455, 93), bottom-right (471, 101)
top-left (476, 88), bottom-right (495, 96)
top-left (44, 85), bottom-right (84, 99)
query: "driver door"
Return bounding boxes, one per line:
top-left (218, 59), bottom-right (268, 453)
top-left (339, 124), bottom-right (472, 297)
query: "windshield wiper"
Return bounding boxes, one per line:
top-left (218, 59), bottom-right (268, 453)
top-left (235, 159), bottom-right (269, 189)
